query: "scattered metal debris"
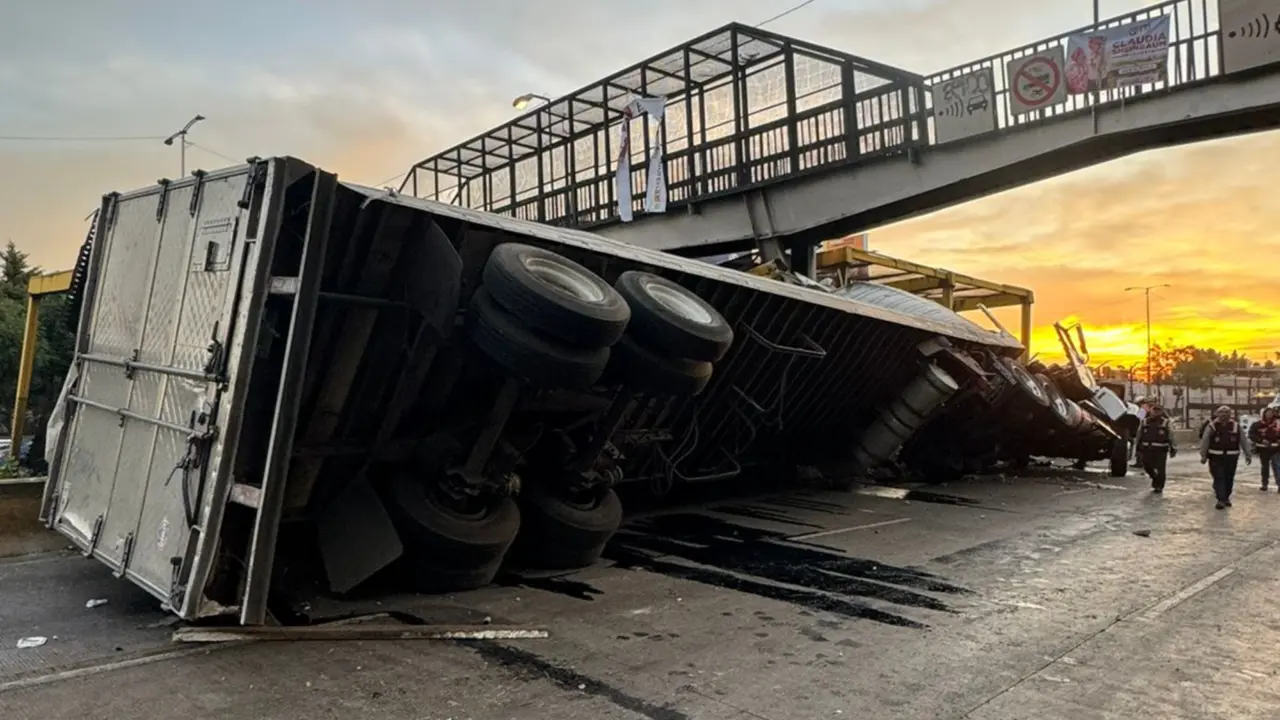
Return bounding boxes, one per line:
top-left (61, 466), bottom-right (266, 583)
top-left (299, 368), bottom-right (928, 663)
top-left (16, 636), bottom-right (48, 649)
top-left (85, 598), bottom-right (109, 608)
top-left (173, 624), bottom-right (548, 643)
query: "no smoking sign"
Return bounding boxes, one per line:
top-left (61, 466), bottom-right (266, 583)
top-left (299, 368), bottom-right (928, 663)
top-left (1006, 48), bottom-right (1068, 115)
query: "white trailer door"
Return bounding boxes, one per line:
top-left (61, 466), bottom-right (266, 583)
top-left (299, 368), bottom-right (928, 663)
top-left (48, 166), bottom-right (263, 604)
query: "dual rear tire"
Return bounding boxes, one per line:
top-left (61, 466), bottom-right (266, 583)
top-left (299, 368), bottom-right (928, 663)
top-left (392, 245), bottom-right (734, 588)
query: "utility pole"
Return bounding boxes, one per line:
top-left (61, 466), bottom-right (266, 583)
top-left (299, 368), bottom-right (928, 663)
top-left (163, 114), bottom-right (206, 176)
top-left (1125, 284), bottom-right (1170, 388)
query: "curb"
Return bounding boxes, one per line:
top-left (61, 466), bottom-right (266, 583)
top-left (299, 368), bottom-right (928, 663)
top-left (0, 476), bottom-right (63, 558)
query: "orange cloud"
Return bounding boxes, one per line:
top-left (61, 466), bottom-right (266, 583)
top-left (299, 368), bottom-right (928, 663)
top-left (876, 131), bottom-right (1280, 366)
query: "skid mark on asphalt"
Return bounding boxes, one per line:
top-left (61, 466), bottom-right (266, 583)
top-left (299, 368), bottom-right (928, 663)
top-left (466, 641), bottom-right (691, 720)
top-left (603, 513), bottom-right (971, 628)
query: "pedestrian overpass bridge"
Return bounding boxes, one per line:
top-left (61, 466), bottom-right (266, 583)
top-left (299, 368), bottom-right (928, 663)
top-left (401, 0), bottom-right (1280, 264)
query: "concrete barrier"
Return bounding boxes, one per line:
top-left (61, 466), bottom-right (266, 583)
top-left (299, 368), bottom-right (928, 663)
top-left (0, 477), bottom-right (68, 558)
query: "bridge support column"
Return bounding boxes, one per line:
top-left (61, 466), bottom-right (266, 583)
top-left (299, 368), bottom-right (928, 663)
top-left (744, 189), bottom-right (787, 265)
top-left (788, 238), bottom-right (817, 279)
top-left (1019, 299), bottom-right (1033, 361)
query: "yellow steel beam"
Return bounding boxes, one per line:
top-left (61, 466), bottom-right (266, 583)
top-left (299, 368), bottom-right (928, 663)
top-left (11, 295), bottom-right (41, 449)
top-left (884, 276), bottom-right (948, 294)
top-left (11, 270), bottom-right (73, 450)
top-left (27, 270), bottom-right (73, 296)
top-left (1020, 299), bottom-right (1033, 361)
top-left (815, 245), bottom-right (1034, 301)
top-left (951, 292), bottom-right (1031, 313)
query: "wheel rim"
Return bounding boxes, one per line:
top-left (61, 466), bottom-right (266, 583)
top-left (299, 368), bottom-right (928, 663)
top-left (1009, 362), bottom-right (1046, 402)
top-left (644, 280), bottom-right (715, 325)
top-left (524, 256), bottom-right (606, 304)
top-left (1052, 396), bottom-right (1068, 418)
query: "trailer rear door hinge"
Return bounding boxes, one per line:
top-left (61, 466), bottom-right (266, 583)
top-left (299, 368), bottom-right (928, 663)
top-left (84, 514), bottom-right (104, 557)
top-left (114, 533), bottom-right (135, 578)
top-left (104, 192), bottom-right (121, 230)
top-left (189, 169), bottom-right (207, 216)
top-left (156, 178), bottom-right (172, 221)
top-left (238, 157), bottom-right (266, 210)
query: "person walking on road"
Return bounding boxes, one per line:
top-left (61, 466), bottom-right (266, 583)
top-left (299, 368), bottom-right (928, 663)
top-left (1200, 405), bottom-right (1251, 509)
top-left (1132, 397), bottom-right (1150, 468)
top-left (1247, 407), bottom-right (1280, 490)
top-left (1136, 403), bottom-right (1176, 493)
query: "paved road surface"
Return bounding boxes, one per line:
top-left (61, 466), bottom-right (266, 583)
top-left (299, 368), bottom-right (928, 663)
top-left (2, 455), bottom-right (1278, 719)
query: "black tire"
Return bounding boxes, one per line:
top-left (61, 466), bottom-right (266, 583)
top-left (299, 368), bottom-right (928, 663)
top-left (1109, 433), bottom-right (1129, 478)
top-left (469, 288), bottom-right (610, 390)
top-left (483, 243), bottom-right (630, 348)
top-left (1002, 357), bottom-right (1050, 408)
top-left (1035, 373), bottom-right (1073, 426)
top-left (514, 485), bottom-right (624, 570)
top-left (614, 271), bottom-right (733, 362)
top-left (607, 335), bottom-right (713, 396)
top-left (387, 473), bottom-right (520, 591)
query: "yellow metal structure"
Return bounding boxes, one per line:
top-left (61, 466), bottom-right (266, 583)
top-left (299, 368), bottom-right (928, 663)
top-left (814, 246), bottom-right (1034, 357)
top-left (11, 270), bottom-right (73, 451)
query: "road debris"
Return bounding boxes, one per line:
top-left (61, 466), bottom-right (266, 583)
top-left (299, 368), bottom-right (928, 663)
top-left (173, 623), bottom-right (549, 644)
top-left (1133, 529), bottom-right (1152, 538)
top-left (16, 636), bottom-right (47, 649)
top-left (85, 597), bottom-right (109, 608)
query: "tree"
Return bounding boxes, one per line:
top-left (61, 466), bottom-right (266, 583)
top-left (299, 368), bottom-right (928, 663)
top-left (0, 241), bottom-right (36, 303)
top-left (1162, 345), bottom-right (1219, 390)
top-left (0, 242), bottom-right (74, 450)
top-left (1148, 343), bottom-right (1196, 385)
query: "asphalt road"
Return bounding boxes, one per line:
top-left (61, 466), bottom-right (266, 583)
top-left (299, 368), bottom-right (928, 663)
top-left (3, 454), bottom-right (1279, 719)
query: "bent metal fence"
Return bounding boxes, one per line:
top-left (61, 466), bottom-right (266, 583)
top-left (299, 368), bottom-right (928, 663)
top-left (402, 0), bottom-right (1224, 229)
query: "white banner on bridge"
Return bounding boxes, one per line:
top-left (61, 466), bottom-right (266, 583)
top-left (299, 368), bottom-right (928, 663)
top-left (931, 67), bottom-right (996, 143)
top-left (1221, 0), bottom-right (1280, 74)
top-left (615, 97), bottom-right (668, 223)
top-left (1065, 15), bottom-right (1170, 93)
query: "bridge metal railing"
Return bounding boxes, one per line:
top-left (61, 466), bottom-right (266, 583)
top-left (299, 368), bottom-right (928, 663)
top-left (922, 0), bottom-right (1222, 141)
top-left (405, 0), bottom-right (1226, 229)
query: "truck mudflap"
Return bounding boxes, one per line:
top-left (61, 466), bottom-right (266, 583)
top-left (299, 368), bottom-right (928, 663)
top-left (45, 158), bottom-right (1024, 622)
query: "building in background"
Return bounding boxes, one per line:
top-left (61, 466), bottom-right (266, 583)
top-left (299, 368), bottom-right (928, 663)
top-left (1102, 366), bottom-right (1277, 426)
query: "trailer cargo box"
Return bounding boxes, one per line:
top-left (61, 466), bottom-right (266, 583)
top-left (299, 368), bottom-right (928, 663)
top-left (42, 157), bottom-right (1021, 624)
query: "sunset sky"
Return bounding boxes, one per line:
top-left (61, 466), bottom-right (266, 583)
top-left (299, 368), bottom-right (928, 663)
top-left (2, 0), bottom-right (1275, 366)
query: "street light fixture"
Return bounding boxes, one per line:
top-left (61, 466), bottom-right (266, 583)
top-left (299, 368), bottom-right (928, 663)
top-left (511, 93), bottom-right (551, 111)
top-left (163, 114), bottom-right (206, 176)
top-left (1125, 283), bottom-right (1171, 385)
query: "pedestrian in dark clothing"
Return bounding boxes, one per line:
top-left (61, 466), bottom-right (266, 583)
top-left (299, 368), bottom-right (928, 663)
top-left (1247, 407), bottom-right (1280, 490)
top-left (1199, 405), bottom-right (1252, 509)
top-left (1136, 404), bottom-right (1176, 492)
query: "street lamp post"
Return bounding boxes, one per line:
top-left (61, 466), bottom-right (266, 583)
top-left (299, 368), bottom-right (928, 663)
top-left (1125, 283), bottom-right (1171, 387)
top-left (163, 114), bottom-right (206, 176)
top-left (511, 93), bottom-right (552, 111)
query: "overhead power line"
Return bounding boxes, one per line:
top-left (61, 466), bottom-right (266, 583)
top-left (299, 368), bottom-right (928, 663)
top-left (0, 134), bottom-right (166, 142)
top-left (756, 0), bottom-right (821, 27)
top-left (186, 141), bottom-right (242, 165)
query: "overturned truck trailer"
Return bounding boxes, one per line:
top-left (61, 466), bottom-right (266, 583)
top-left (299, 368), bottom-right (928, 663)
top-left (41, 157), bottom-right (1022, 623)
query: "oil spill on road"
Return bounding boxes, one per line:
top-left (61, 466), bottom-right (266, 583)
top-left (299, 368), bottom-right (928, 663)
top-left (855, 486), bottom-right (997, 508)
top-left (712, 503), bottom-right (825, 528)
top-left (710, 494), bottom-right (852, 528)
top-left (499, 574), bottom-right (604, 601)
top-left (466, 641), bottom-right (691, 720)
top-left (604, 513), bottom-right (971, 628)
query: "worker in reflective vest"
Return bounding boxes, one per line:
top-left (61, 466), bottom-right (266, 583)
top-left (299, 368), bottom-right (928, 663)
top-left (1247, 407), bottom-right (1280, 491)
top-left (1136, 404), bottom-right (1176, 493)
top-left (1131, 397), bottom-right (1150, 467)
top-left (1199, 405), bottom-right (1252, 509)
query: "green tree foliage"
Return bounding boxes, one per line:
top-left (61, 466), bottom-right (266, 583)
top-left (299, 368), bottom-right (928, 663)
top-left (0, 242), bottom-right (76, 446)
